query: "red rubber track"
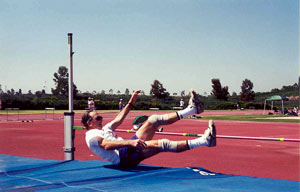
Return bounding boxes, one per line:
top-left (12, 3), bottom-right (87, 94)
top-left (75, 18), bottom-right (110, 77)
top-left (0, 111), bottom-right (299, 181)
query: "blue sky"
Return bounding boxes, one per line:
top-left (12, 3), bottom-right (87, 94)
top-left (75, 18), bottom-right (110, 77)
top-left (0, 0), bottom-right (299, 96)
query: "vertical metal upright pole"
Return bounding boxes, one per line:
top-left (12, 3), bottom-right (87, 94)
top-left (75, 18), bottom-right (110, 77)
top-left (63, 33), bottom-right (75, 160)
top-left (68, 33), bottom-right (74, 113)
top-left (64, 112), bottom-right (74, 160)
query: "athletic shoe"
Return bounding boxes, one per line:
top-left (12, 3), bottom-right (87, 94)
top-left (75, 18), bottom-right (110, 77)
top-left (131, 124), bottom-right (140, 131)
top-left (202, 120), bottom-right (216, 147)
top-left (188, 89), bottom-right (204, 114)
top-left (157, 127), bottom-right (164, 132)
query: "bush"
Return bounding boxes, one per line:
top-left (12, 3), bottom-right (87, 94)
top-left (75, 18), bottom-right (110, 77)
top-left (0, 93), bottom-right (284, 111)
top-left (135, 101), bottom-right (152, 110)
top-left (74, 100), bottom-right (87, 110)
top-left (209, 102), bottom-right (236, 110)
top-left (244, 102), bottom-right (266, 110)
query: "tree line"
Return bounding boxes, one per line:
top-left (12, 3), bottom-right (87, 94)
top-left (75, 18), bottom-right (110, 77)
top-left (0, 66), bottom-right (299, 110)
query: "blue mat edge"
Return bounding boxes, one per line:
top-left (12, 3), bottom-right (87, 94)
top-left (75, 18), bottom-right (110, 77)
top-left (0, 154), bottom-right (299, 192)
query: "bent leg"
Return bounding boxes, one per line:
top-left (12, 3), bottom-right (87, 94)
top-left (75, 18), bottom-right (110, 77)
top-left (136, 90), bottom-right (204, 140)
top-left (141, 140), bottom-right (190, 160)
top-left (139, 121), bottom-right (216, 163)
top-left (136, 113), bottom-right (179, 140)
top-left (136, 108), bottom-right (199, 140)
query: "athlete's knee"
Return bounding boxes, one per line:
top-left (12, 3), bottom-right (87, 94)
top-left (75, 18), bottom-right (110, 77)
top-left (148, 114), bottom-right (169, 128)
top-left (158, 139), bottom-right (178, 152)
top-left (148, 115), bottom-right (158, 127)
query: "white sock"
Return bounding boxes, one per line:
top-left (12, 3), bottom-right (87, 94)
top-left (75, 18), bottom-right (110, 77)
top-left (176, 106), bottom-right (197, 119)
top-left (187, 137), bottom-right (208, 149)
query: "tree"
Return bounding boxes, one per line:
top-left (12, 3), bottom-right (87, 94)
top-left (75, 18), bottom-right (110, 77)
top-left (109, 89), bottom-right (113, 95)
top-left (150, 80), bottom-right (169, 99)
top-left (298, 76), bottom-right (300, 94)
top-left (211, 78), bottom-right (229, 100)
top-left (271, 88), bottom-right (280, 93)
top-left (240, 79), bottom-right (255, 101)
top-left (298, 77), bottom-right (300, 86)
top-left (51, 66), bottom-right (78, 98)
top-left (231, 91), bottom-right (239, 101)
top-left (181, 90), bottom-right (185, 97)
top-left (125, 88), bottom-right (130, 95)
top-left (35, 91), bottom-right (42, 98)
top-left (10, 88), bottom-right (15, 95)
top-left (41, 89), bottom-right (46, 95)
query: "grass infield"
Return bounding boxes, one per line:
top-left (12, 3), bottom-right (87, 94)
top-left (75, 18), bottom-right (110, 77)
top-left (0, 110), bottom-right (119, 114)
top-left (0, 110), bottom-right (299, 123)
top-left (200, 114), bottom-right (300, 123)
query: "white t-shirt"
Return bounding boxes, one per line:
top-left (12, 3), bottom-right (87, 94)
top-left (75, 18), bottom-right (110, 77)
top-left (180, 100), bottom-right (184, 107)
top-left (88, 100), bottom-right (95, 108)
top-left (85, 122), bottom-right (124, 164)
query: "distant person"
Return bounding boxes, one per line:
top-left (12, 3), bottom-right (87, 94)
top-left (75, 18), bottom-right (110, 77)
top-left (88, 97), bottom-right (95, 110)
top-left (290, 107), bottom-right (298, 116)
top-left (81, 89), bottom-right (216, 168)
top-left (273, 106), bottom-right (279, 114)
top-left (180, 99), bottom-right (184, 109)
top-left (119, 99), bottom-right (123, 111)
top-left (293, 107), bottom-right (298, 115)
top-left (0, 99), bottom-right (2, 110)
top-left (237, 101), bottom-right (241, 110)
top-left (283, 108), bottom-right (289, 115)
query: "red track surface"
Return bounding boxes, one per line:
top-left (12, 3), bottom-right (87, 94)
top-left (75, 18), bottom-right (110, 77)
top-left (0, 111), bottom-right (299, 181)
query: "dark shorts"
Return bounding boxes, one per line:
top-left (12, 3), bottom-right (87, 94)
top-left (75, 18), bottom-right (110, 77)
top-left (118, 134), bottom-right (144, 167)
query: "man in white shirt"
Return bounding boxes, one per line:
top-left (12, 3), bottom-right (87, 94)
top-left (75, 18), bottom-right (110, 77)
top-left (82, 89), bottom-right (216, 167)
top-left (88, 97), bottom-right (95, 109)
top-left (119, 99), bottom-right (123, 111)
top-left (180, 99), bottom-right (184, 109)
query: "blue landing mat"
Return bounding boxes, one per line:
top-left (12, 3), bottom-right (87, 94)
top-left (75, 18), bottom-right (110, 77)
top-left (0, 154), bottom-right (299, 192)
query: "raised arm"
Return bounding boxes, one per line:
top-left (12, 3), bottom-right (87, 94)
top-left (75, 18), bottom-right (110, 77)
top-left (110, 90), bottom-right (141, 130)
top-left (97, 136), bottom-right (147, 150)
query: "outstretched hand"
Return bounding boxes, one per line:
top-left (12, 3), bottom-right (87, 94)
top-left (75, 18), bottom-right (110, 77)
top-left (131, 139), bottom-right (147, 150)
top-left (129, 90), bottom-right (141, 104)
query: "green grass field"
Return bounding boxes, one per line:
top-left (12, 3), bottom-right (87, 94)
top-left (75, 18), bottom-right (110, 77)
top-left (200, 114), bottom-right (300, 123)
top-left (1, 110), bottom-right (299, 123)
top-left (0, 110), bottom-right (119, 114)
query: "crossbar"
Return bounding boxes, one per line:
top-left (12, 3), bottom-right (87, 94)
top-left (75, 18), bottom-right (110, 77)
top-left (72, 126), bottom-right (300, 142)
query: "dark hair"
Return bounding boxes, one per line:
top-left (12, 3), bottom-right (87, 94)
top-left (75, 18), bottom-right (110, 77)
top-left (81, 109), bottom-right (103, 129)
top-left (81, 109), bottom-right (93, 129)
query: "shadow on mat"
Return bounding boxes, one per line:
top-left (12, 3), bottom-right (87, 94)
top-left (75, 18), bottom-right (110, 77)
top-left (104, 164), bottom-right (167, 172)
top-left (0, 161), bottom-right (70, 176)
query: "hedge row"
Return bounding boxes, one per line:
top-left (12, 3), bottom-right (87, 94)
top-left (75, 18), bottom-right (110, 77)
top-left (0, 95), bottom-right (273, 110)
top-left (208, 102), bottom-right (270, 110)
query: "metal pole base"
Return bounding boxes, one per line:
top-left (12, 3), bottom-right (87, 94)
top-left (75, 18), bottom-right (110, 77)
top-left (63, 112), bottom-right (75, 160)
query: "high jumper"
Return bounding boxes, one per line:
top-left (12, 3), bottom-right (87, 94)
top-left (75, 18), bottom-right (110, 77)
top-left (81, 89), bottom-right (216, 167)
